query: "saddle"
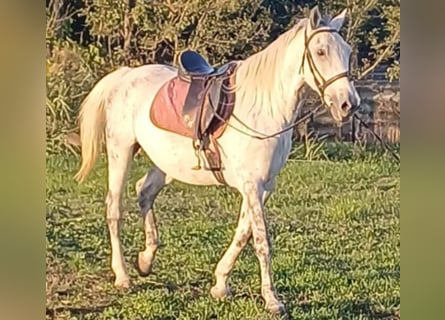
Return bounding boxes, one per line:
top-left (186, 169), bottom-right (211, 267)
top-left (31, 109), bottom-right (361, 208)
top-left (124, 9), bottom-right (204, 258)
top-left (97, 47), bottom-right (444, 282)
top-left (150, 50), bottom-right (239, 184)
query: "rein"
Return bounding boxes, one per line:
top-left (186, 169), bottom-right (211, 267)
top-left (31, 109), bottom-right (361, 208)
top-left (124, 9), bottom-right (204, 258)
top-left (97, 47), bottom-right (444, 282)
top-left (352, 113), bottom-right (400, 163)
top-left (211, 102), bottom-right (324, 140)
top-left (214, 106), bottom-right (400, 163)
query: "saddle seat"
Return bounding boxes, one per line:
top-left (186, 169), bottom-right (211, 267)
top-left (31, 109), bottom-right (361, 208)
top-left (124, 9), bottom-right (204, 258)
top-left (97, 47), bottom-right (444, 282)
top-left (150, 50), bottom-right (239, 183)
top-left (179, 50), bottom-right (230, 77)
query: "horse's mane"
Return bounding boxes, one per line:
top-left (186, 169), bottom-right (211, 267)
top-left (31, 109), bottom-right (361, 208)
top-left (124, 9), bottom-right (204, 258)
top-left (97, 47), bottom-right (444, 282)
top-left (234, 18), bottom-right (308, 116)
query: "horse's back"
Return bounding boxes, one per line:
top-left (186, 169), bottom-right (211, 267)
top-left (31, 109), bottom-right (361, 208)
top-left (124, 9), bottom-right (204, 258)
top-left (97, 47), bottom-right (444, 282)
top-left (114, 64), bottom-right (177, 95)
top-left (106, 64), bottom-right (177, 118)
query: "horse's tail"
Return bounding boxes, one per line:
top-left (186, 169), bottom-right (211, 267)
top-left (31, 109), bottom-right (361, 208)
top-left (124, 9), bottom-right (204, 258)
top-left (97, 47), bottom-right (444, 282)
top-left (74, 67), bottom-right (132, 183)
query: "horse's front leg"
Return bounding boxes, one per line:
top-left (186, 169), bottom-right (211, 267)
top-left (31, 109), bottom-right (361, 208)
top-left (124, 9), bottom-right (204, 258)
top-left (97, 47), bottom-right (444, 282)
top-left (211, 199), bottom-right (252, 298)
top-left (245, 181), bottom-right (285, 315)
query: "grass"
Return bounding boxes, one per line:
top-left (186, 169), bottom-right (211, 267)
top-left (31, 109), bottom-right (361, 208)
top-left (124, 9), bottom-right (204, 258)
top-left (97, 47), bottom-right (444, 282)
top-left (46, 145), bottom-right (400, 320)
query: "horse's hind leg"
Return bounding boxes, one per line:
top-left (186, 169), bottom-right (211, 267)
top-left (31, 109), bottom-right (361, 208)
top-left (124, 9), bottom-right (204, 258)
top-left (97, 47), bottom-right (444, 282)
top-left (135, 166), bottom-right (170, 276)
top-left (105, 139), bottom-right (136, 288)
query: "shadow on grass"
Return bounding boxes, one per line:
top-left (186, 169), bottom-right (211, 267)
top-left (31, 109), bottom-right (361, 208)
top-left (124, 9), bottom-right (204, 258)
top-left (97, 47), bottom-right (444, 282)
top-left (285, 299), bottom-right (399, 320)
top-left (274, 251), bottom-right (399, 319)
top-left (46, 304), bottom-right (110, 319)
top-left (130, 280), bottom-right (179, 293)
top-left (46, 306), bottom-right (178, 320)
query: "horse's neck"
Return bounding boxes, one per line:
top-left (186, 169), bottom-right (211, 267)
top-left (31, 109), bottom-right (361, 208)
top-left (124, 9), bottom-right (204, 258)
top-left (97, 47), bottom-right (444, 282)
top-left (235, 33), bottom-right (306, 131)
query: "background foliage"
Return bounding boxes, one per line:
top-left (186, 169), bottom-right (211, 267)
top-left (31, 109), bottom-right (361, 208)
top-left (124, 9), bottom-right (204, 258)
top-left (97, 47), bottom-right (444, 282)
top-left (46, 0), bottom-right (400, 154)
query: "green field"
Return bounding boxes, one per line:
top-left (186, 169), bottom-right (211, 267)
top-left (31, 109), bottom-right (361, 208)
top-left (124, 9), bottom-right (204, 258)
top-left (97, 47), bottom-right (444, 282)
top-left (46, 146), bottom-right (400, 320)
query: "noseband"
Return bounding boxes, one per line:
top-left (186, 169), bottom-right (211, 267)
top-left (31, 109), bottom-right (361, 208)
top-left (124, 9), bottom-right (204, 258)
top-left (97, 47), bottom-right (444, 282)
top-left (299, 27), bottom-right (351, 105)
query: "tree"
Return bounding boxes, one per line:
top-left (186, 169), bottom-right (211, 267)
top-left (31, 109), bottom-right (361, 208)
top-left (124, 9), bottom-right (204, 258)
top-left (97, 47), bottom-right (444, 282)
top-left (261, 0), bottom-right (400, 80)
top-left (45, 0), bottom-right (400, 153)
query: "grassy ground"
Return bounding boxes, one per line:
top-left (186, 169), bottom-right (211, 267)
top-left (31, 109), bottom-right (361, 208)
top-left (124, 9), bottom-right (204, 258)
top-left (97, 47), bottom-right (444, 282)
top-left (46, 145), bottom-right (400, 320)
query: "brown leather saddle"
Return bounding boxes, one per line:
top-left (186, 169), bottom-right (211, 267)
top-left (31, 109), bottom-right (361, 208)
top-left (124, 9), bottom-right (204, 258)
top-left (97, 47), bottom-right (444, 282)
top-left (150, 50), bottom-right (239, 184)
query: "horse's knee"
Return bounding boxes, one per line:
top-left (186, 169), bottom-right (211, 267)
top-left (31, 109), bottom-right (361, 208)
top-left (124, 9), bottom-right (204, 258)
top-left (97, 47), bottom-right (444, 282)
top-left (242, 180), bottom-right (264, 201)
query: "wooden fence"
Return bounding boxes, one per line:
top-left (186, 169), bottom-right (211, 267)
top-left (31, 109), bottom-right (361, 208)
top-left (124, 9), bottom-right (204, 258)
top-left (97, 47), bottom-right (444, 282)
top-left (295, 67), bottom-right (400, 144)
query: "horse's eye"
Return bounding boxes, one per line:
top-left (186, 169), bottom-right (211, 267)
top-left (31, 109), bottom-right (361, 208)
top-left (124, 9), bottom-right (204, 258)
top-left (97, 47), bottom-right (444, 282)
top-left (317, 49), bottom-right (325, 56)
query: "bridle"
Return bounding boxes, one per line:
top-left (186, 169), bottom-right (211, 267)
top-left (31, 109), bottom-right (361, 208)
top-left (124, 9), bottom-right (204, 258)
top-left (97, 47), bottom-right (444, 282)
top-left (299, 27), bottom-right (351, 106)
top-left (210, 25), bottom-right (354, 141)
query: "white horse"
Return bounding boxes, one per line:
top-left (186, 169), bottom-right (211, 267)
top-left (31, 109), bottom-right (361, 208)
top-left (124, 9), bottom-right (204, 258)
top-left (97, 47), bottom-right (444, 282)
top-left (74, 6), bottom-right (360, 314)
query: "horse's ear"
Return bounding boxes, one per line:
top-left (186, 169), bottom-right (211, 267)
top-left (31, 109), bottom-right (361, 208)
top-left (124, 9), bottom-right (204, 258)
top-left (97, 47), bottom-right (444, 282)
top-left (330, 8), bottom-right (348, 31)
top-left (309, 5), bottom-right (322, 29)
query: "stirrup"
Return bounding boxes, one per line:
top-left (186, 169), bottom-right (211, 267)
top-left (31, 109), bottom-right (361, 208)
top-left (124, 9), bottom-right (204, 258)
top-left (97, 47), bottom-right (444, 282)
top-left (192, 140), bottom-right (202, 170)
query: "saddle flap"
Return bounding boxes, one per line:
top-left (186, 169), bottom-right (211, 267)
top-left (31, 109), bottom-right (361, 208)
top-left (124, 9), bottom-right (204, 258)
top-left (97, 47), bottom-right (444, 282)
top-left (200, 78), bottom-right (224, 131)
top-left (182, 77), bottom-right (208, 118)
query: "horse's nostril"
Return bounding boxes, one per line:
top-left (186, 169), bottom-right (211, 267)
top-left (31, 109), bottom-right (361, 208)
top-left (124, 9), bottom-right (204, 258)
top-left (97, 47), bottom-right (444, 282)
top-left (341, 101), bottom-right (351, 113)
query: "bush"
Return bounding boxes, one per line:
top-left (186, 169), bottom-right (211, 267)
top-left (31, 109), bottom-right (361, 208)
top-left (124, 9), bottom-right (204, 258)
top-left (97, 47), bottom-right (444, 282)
top-left (46, 0), bottom-right (400, 155)
top-left (46, 39), bottom-right (108, 154)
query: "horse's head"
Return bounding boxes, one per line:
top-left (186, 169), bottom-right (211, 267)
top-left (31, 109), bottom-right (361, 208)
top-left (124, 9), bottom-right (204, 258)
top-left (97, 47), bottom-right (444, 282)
top-left (300, 6), bottom-right (360, 122)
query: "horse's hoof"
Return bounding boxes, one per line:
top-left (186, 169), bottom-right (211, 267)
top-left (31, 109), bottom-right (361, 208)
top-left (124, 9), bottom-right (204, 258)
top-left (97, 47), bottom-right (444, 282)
top-left (134, 253), bottom-right (153, 277)
top-left (210, 285), bottom-right (232, 299)
top-left (114, 277), bottom-right (131, 289)
top-left (266, 301), bottom-right (286, 316)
